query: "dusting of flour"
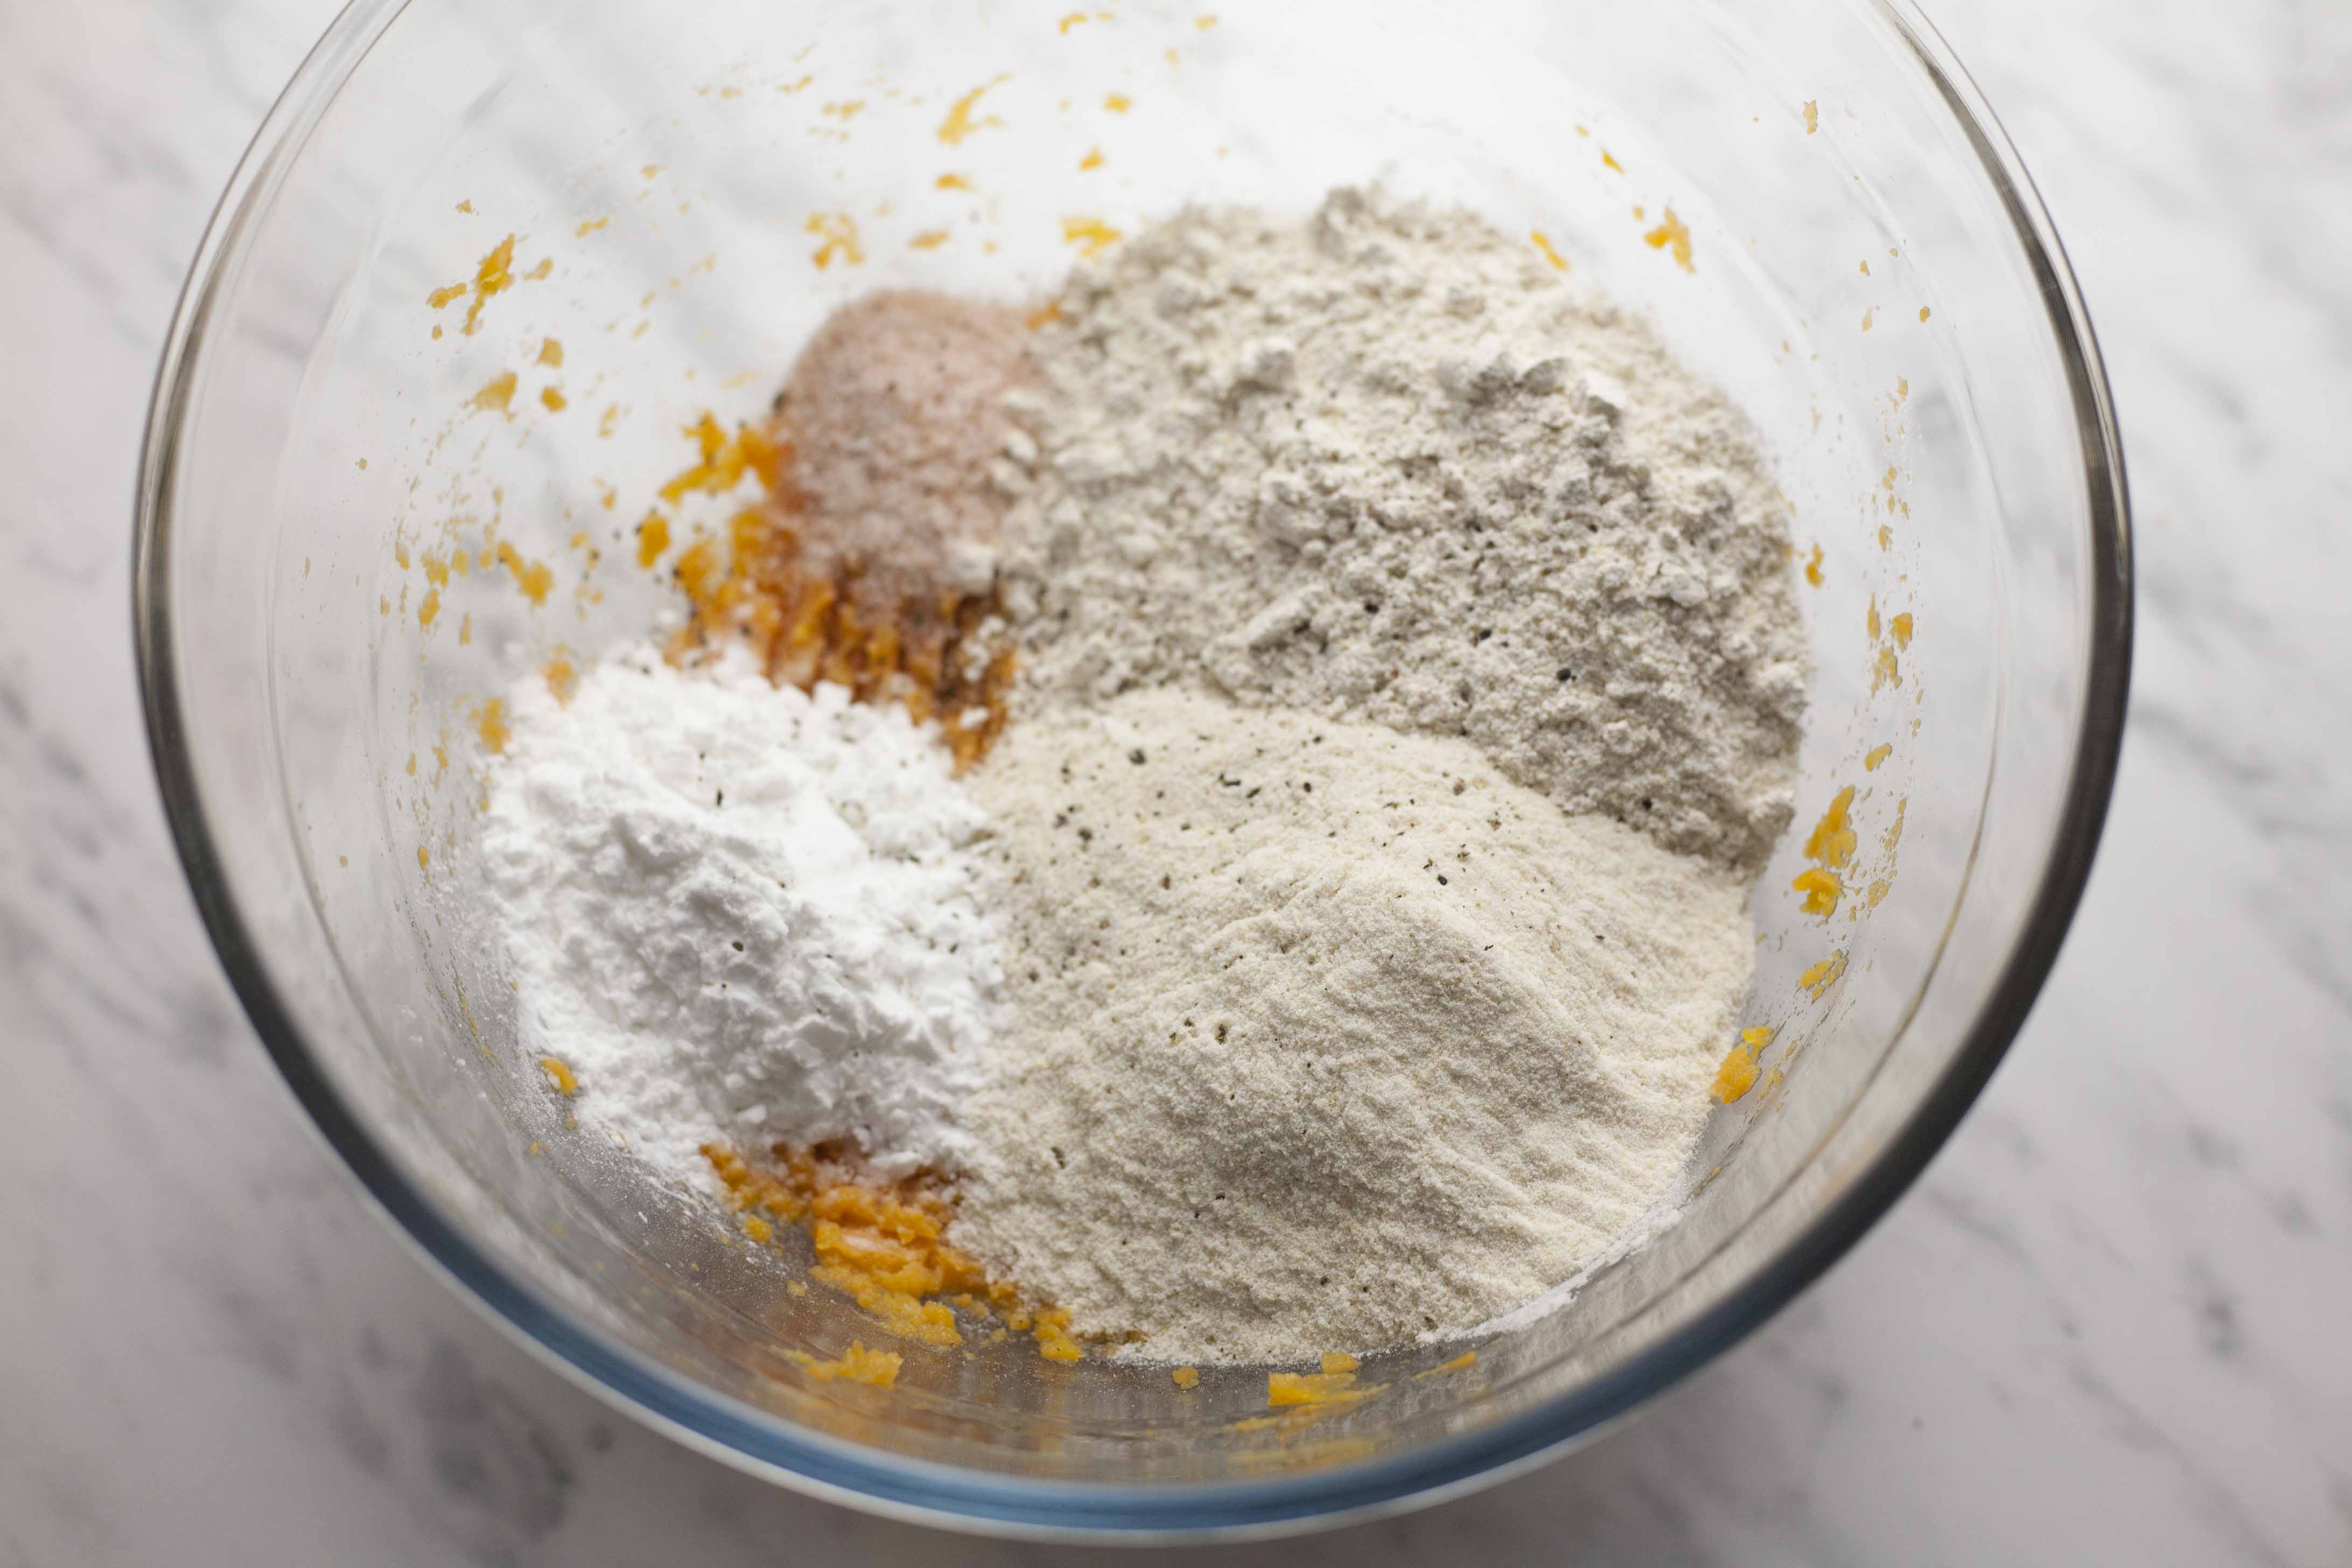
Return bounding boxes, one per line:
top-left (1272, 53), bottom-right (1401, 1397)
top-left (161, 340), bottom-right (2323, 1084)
top-left (1002, 187), bottom-right (1805, 874)
top-left (954, 687), bottom-right (1753, 1362)
top-left (479, 643), bottom-right (1006, 1182)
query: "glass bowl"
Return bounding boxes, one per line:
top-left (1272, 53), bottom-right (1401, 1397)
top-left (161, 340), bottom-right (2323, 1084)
top-left (134, 0), bottom-right (2130, 1539)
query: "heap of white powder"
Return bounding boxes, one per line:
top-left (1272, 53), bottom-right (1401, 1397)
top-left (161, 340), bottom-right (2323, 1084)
top-left (478, 643), bottom-right (1005, 1181)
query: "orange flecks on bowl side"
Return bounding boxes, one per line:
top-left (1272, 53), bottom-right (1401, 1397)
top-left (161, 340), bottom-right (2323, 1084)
top-left (494, 542), bottom-right (554, 605)
top-left (805, 213), bottom-right (865, 270)
top-left (1265, 1362), bottom-right (1381, 1412)
top-left (1790, 783), bottom-right (1859, 918)
top-left (424, 234), bottom-right (534, 337)
top-left (937, 78), bottom-right (1009, 145)
top-left (635, 512), bottom-right (672, 568)
top-left (475, 697), bottom-right (510, 755)
top-left (1803, 786), bottom-right (1858, 870)
top-left (472, 370), bottom-right (518, 414)
top-left (1791, 866), bottom-right (1843, 918)
top-left (1061, 216), bottom-right (1123, 258)
top-left (659, 413), bottom-right (783, 505)
top-left (1799, 950), bottom-right (1847, 1001)
top-left (1641, 207), bottom-right (1695, 272)
top-left (1713, 1024), bottom-right (1776, 1103)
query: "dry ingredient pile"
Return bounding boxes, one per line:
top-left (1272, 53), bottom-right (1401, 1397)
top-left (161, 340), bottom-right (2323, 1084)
top-left (475, 187), bottom-right (1804, 1366)
top-left (955, 690), bottom-right (1751, 1361)
top-left (1003, 187), bottom-right (1805, 873)
top-left (771, 290), bottom-right (1031, 607)
top-left (480, 643), bottom-right (1005, 1179)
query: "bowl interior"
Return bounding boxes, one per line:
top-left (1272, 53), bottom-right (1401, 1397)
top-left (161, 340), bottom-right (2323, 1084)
top-left (143, 0), bottom-right (2124, 1530)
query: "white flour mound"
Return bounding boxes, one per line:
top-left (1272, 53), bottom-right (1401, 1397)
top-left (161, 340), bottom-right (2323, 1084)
top-left (955, 687), bottom-right (1753, 1363)
top-left (478, 643), bottom-right (1006, 1182)
top-left (1002, 186), bottom-right (1806, 875)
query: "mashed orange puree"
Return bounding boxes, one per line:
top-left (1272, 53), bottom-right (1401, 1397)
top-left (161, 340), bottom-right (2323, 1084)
top-left (703, 1142), bottom-right (1081, 1362)
top-left (656, 416), bottom-right (1017, 770)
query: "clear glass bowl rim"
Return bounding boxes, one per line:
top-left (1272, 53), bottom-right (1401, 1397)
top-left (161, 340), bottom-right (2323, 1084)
top-left (130, 0), bottom-right (2133, 1540)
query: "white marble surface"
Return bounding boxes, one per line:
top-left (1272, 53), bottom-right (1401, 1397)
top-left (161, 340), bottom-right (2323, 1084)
top-left (4, 0), bottom-right (2349, 1561)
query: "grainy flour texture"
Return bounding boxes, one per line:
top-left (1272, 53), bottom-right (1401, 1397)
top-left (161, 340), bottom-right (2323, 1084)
top-left (1002, 186), bottom-right (1805, 874)
top-left (769, 290), bottom-right (1033, 606)
top-left (956, 688), bottom-right (1753, 1362)
top-left (479, 644), bottom-right (1006, 1181)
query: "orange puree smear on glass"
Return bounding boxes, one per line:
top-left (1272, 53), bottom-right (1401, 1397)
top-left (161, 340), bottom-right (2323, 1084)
top-left (1790, 785), bottom-right (1860, 917)
top-left (474, 697), bottom-right (510, 755)
top-left (791, 1340), bottom-right (901, 1387)
top-left (1803, 786), bottom-right (1858, 869)
top-left (1060, 215), bottom-right (1123, 259)
top-left (472, 370), bottom-right (517, 414)
top-left (1713, 1024), bottom-right (1776, 1103)
top-left (1791, 866), bottom-right (1843, 917)
top-left (494, 541), bottom-right (554, 605)
top-left (703, 1143), bottom-right (1081, 1362)
top-left (1266, 1369), bottom-right (1375, 1409)
top-left (1237, 1357), bottom-right (1389, 1434)
top-left (936, 79), bottom-right (1008, 146)
top-left (1799, 950), bottom-right (1848, 1001)
top-left (424, 234), bottom-right (527, 337)
top-left (1641, 206), bottom-right (1695, 272)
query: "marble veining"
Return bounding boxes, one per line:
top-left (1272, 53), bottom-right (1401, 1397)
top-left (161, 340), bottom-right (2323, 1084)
top-left (3, 0), bottom-right (2349, 1562)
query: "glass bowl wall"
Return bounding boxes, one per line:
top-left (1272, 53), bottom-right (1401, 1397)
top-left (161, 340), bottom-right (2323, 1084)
top-left (136, 0), bottom-right (2129, 1536)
